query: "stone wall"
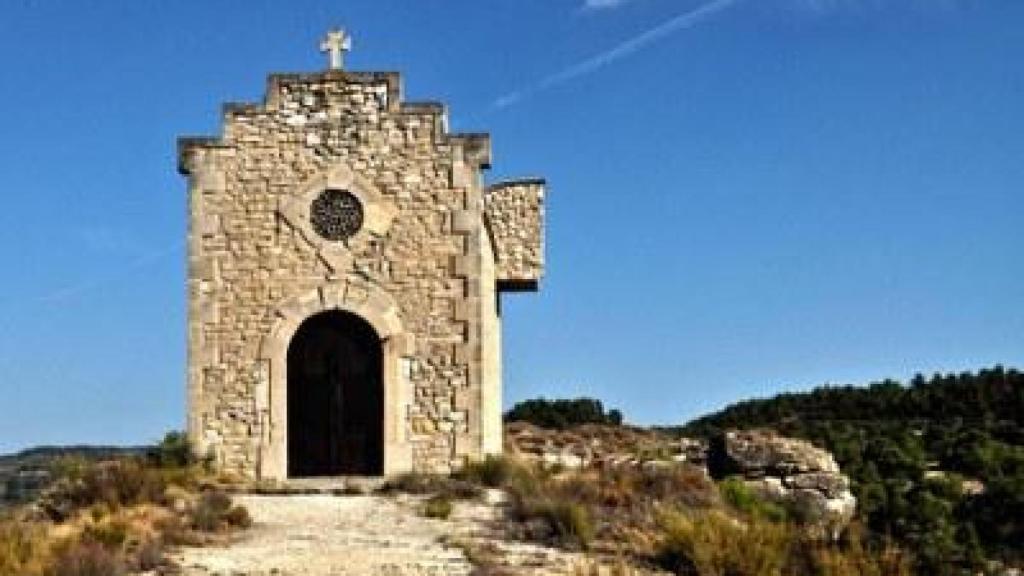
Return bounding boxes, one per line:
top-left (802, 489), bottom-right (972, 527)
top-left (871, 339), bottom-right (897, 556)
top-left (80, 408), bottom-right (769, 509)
top-left (180, 70), bottom-right (543, 478)
top-left (484, 181), bottom-right (545, 291)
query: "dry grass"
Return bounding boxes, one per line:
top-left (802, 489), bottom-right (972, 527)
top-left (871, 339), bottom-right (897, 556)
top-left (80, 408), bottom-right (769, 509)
top-left (45, 540), bottom-right (124, 576)
top-left (655, 509), bottom-right (791, 576)
top-left (429, 454), bottom-right (915, 575)
top-left (0, 519), bottom-right (50, 576)
top-left (654, 510), bottom-right (914, 576)
top-left (190, 490), bottom-right (250, 532)
top-left (797, 524), bottom-right (913, 576)
top-left (378, 471), bottom-right (481, 500)
top-left (0, 439), bottom-right (250, 576)
top-left (455, 455), bottom-right (521, 488)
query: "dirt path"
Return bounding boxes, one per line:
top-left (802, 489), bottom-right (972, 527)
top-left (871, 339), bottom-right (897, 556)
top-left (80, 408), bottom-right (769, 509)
top-left (172, 493), bottom-right (595, 576)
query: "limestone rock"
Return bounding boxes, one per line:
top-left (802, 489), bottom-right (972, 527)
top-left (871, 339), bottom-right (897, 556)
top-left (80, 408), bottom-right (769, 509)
top-left (709, 429), bottom-right (856, 540)
top-left (711, 429), bottom-right (840, 477)
top-left (503, 421), bottom-right (701, 471)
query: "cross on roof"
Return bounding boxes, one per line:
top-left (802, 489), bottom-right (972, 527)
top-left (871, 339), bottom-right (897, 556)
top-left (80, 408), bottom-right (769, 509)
top-left (320, 29), bottom-right (352, 71)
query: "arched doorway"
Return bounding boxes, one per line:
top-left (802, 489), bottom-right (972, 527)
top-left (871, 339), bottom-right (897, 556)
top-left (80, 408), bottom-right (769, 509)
top-left (287, 310), bottom-right (383, 476)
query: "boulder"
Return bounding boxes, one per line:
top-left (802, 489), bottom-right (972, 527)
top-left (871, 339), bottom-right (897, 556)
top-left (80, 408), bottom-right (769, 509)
top-left (710, 429), bottom-right (839, 477)
top-left (709, 429), bottom-right (856, 540)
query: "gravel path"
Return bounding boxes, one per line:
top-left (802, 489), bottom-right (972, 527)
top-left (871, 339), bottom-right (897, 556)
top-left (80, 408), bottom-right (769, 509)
top-left (170, 492), bottom-right (653, 575)
top-left (173, 494), bottom-right (475, 576)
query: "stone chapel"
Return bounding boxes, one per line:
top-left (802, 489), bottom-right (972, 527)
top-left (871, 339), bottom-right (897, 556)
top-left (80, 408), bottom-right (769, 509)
top-left (178, 30), bottom-right (545, 480)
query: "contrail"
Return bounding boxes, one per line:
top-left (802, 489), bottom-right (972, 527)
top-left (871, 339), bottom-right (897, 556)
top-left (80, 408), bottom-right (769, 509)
top-left (34, 242), bottom-right (182, 304)
top-left (491, 0), bottom-right (742, 110)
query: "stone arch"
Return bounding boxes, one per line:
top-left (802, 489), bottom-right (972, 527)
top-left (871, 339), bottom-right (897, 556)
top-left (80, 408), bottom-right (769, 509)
top-left (256, 281), bottom-right (413, 479)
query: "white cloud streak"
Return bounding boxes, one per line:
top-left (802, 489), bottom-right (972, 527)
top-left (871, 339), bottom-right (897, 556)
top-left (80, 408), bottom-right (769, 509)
top-left (789, 0), bottom-right (965, 16)
top-left (582, 0), bottom-right (634, 11)
top-left (492, 0), bottom-right (741, 110)
top-left (34, 243), bottom-right (181, 305)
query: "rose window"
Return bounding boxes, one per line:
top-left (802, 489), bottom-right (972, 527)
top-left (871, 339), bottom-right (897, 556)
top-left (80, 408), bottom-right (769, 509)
top-left (310, 189), bottom-right (363, 241)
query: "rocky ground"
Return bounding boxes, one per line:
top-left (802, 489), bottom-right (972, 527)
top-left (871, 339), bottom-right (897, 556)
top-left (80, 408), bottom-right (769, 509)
top-left (171, 492), bottom-right (615, 576)
top-left (169, 425), bottom-right (854, 575)
top-left (2, 425), bottom-right (855, 575)
top-left (506, 423), bottom-right (855, 540)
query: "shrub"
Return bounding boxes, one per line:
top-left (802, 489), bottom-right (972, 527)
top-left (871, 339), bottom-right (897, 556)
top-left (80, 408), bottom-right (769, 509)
top-left (0, 520), bottom-right (49, 576)
top-left (80, 519), bottom-right (128, 550)
top-left (4, 446), bottom-right (252, 576)
top-left (423, 495), bottom-right (453, 520)
top-left (456, 456), bottom-right (530, 489)
top-left (152, 514), bottom-right (196, 547)
top-left (655, 511), bottom-right (914, 576)
top-left (509, 493), bottom-right (595, 549)
top-left (637, 465), bottom-right (719, 510)
top-left (50, 457), bottom-right (90, 484)
top-left (719, 477), bottom-right (787, 523)
top-left (655, 510), bottom-right (791, 576)
top-left (541, 500), bottom-right (594, 548)
top-left (378, 472), bottom-right (440, 495)
top-left (147, 432), bottom-right (194, 469)
top-left (128, 538), bottom-right (163, 572)
top-left (495, 460), bottom-right (548, 500)
top-left (42, 460), bottom-right (173, 522)
top-left (223, 505), bottom-right (253, 528)
top-left (190, 491), bottom-right (233, 532)
top-left (378, 472), bottom-right (481, 500)
top-left (45, 540), bottom-right (123, 576)
top-left (791, 525), bottom-right (913, 576)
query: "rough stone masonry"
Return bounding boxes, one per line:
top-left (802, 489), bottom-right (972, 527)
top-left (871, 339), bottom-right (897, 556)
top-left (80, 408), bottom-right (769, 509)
top-left (178, 30), bottom-right (545, 480)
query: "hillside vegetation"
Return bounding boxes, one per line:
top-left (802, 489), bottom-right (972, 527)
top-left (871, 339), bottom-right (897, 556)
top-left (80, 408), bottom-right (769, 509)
top-left (680, 366), bottom-right (1024, 574)
top-left (0, 434), bottom-right (251, 576)
top-left (504, 397), bottom-right (624, 429)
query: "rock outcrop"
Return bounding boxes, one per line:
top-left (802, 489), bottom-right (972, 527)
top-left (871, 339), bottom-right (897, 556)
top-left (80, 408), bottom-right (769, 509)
top-left (504, 421), bottom-right (707, 470)
top-left (708, 429), bottom-right (857, 540)
top-left (505, 423), bottom-right (856, 540)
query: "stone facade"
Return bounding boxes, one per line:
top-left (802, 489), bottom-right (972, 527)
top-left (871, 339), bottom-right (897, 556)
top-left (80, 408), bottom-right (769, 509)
top-left (179, 66), bottom-right (545, 480)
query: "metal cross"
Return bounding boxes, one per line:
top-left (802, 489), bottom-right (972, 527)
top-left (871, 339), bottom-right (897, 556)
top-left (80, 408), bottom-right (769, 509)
top-left (320, 29), bottom-right (352, 70)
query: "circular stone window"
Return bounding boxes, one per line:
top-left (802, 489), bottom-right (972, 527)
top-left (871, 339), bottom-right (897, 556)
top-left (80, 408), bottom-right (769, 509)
top-left (310, 189), bottom-right (364, 241)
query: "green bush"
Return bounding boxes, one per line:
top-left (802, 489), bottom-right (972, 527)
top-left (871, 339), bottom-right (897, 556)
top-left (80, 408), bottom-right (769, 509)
top-left (680, 366), bottom-right (1024, 571)
top-left (147, 432), bottom-right (194, 469)
top-left (423, 495), bottom-right (453, 520)
top-left (80, 520), bottom-right (128, 550)
top-left (504, 398), bottom-right (624, 429)
top-left (719, 478), bottom-right (787, 523)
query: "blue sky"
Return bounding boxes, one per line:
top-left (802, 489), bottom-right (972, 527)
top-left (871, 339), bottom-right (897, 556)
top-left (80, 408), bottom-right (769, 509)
top-left (0, 1), bottom-right (1021, 454)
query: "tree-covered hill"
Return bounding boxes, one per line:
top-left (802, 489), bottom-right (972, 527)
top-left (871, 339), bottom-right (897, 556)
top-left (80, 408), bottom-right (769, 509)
top-left (678, 366), bottom-right (1023, 573)
top-left (0, 445), bottom-right (147, 509)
